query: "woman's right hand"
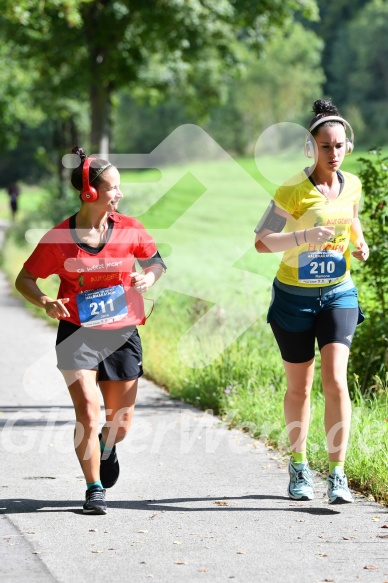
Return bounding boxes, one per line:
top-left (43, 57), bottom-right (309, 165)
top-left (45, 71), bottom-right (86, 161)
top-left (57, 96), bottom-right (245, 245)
top-left (43, 297), bottom-right (70, 319)
top-left (305, 226), bottom-right (335, 245)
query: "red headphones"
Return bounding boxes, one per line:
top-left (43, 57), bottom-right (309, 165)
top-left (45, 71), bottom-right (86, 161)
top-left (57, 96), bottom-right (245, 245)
top-left (81, 157), bottom-right (98, 202)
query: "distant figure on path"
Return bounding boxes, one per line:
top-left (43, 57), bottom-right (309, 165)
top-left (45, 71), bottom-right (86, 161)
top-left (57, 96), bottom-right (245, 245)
top-left (16, 146), bottom-right (166, 515)
top-left (7, 182), bottom-right (20, 220)
top-left (254, 99), bottom-right (369, 504)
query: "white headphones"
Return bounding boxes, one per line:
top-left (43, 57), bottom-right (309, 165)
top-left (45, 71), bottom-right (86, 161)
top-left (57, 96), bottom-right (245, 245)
top-left (304, 116), bottom-right (355, 158)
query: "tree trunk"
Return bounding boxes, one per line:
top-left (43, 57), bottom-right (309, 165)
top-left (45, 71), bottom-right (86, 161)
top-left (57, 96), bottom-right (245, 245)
top-left (83, 0), bottom-right (113, 156)
top-left (90, 81), bottom-right (111, 156)
top-left (54, 117), bottom-right (81, 199)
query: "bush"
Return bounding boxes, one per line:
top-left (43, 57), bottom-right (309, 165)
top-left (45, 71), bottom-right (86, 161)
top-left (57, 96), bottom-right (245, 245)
top-left (350, 149), bottom-right (388, 392)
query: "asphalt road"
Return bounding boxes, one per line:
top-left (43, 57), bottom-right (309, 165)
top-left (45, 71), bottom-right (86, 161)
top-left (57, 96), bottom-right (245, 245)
top-left (0, 219), bottom-right (387, 583)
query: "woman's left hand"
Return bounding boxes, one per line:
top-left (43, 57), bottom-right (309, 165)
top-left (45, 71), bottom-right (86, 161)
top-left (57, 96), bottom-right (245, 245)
top-left (352, 240), bottom-right (369, 262)
top-left (131, 271), bottom-right (153, 293)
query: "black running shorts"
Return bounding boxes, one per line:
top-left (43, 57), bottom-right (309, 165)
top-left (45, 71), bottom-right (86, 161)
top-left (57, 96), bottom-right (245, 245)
top-left (270, 308), bottom-right (359, 364)
top-left (56, 320), bottom-right (143, 380)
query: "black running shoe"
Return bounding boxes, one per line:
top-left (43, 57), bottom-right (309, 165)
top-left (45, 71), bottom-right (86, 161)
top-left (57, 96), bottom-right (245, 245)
top-left (83, 488), bottom-right (107, 515)
top-left (99, 433), bottom-right (120, 489)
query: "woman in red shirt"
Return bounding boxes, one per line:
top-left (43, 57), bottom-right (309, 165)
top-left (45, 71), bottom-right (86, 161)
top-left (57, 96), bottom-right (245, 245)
top-left (16, 146), bottom-right (166, 515)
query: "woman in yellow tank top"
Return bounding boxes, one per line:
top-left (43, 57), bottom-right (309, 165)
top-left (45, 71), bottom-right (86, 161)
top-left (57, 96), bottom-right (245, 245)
top-left (254, 99), bottom-right (369, 505)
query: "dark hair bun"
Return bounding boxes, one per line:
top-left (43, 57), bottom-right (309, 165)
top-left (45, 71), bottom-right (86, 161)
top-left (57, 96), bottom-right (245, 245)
top-left (312, 99), bottom-right (339, 117)
top-left (70, 146), bottom-right (112, 192)
top-left (70, 145), bottom-right (87, 191)
top-left (71, 145), bottom-right (87, 162)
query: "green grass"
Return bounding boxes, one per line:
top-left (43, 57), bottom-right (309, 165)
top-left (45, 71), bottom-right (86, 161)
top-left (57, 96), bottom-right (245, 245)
top-left (3, 150), bottom-right (388, 505)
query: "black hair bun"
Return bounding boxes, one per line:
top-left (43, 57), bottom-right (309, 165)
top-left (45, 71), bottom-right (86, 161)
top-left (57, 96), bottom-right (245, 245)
top-left (71, 145), bottom-right (87, 162)
top-left (312, 99), bottom-right (339, 117)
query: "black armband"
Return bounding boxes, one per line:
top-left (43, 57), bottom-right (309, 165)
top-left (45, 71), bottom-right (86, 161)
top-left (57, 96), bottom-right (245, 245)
top-left (254, 200), bottom-right (287, 234)
top-left (138, 251), bottom-right (167, 271)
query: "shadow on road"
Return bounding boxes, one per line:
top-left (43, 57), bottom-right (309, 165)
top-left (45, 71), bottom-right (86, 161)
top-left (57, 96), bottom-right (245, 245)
top-left (0, 495), bottom-right (340, 516)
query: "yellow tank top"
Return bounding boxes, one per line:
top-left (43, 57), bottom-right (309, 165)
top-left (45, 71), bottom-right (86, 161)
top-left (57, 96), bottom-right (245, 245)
top-left (273, 170), bottom-right (362, 288)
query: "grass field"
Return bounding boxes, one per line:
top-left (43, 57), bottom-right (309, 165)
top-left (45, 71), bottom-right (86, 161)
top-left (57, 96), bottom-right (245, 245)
top-left (2, 149), bottom-right (387, 504)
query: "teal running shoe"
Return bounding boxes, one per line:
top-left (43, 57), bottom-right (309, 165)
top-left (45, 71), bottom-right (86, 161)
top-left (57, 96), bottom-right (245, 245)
top-left (288, 459), bottom-right (314, 501)
top-left (327, 466), bottom-right (354, 504)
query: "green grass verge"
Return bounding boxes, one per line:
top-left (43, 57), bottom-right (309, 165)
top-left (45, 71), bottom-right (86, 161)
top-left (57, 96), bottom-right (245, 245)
top-left (3, 151), bottom-right (387, 505)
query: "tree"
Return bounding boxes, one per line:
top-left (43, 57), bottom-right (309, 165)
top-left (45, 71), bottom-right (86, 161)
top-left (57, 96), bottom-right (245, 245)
top-left (0, 28), bottom-right (89, 191)
top-left (306, 0), bottom-right (369, 100)
top-left (205, 23), bottom-right (325, 154)
top-left (344, 0), bottom-right (388, 145)
top-left (312, 0), bottom-right (388, 146)
top-left (0, 35), bottom-right (50, 186)
top-left (1, 0), bottom-right (319, 154)
top-left (0, 39), bottom-right (44, 150)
